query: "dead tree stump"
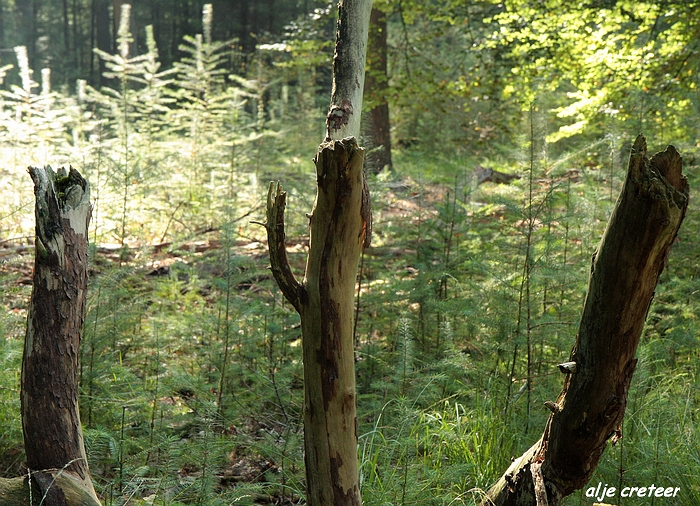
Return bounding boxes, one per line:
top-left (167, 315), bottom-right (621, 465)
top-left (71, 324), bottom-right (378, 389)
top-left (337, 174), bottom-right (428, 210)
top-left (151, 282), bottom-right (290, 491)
top-left (481, 135), bottom-right (689, 506)
top-left (16, 166), bottom-right (101, 505)
top-left (263, 138), bottom-right (366, 506)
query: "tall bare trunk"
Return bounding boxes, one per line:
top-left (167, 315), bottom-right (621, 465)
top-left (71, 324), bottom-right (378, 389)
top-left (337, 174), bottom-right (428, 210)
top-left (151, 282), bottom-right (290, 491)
top-left (262, 2), bottom-right (372, 504)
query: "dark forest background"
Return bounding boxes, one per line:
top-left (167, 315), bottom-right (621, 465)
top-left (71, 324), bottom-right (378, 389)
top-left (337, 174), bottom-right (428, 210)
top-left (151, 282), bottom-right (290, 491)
top-left (6, 0), bottom-right (318, 85)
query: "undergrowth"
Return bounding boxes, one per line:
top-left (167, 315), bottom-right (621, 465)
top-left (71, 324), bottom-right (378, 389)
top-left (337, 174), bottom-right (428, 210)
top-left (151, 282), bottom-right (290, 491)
top-left (3, 142), bottom-right (698, 505)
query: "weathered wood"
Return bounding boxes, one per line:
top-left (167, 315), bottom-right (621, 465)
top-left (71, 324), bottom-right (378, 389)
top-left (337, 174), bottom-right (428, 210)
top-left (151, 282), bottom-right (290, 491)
top-left (18, 166), bottom-right (101, 506)
top-left (264, 182), bottom-right (302, 312)
top-left (301, 139), bottom-right (365, 506)
top-left (481, 135), bottom-right (689, 506)
top-left (265, 138), bottom-right (366, 506)
top-left (263, 2), bottom-right (371, 505)
top-left (0, 472), bottom-right (99, 506)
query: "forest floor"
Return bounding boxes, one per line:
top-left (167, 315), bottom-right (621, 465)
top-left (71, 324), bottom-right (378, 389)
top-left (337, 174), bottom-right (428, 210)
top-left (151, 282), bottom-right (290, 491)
top-left (1, 148), bottom-right (699, 505)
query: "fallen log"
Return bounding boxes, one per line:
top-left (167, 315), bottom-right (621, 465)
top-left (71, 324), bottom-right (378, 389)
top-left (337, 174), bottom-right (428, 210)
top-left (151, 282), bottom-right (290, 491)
top-left (472, 166), bottom-right (520, 185)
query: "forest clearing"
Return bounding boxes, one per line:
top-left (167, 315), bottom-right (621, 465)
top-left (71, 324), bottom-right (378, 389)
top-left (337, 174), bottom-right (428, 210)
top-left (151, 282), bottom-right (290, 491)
top-left (0, 1), bottom-right (698, 505)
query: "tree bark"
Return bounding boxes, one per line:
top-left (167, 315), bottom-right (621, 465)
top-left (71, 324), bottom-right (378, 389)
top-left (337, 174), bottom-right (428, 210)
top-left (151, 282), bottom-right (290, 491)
top-left (62, 0), bottom-right (70, 67)
top-left (363, 6), bottom-right (392, 173)
top-left (262, 3), bottom-right (372, 504)
top-left (325, 0), bottom-right (373, 142)
top-left (481, 134), bottom-right (689, 506)
top-left (20, 166), bottom-right (101, 505)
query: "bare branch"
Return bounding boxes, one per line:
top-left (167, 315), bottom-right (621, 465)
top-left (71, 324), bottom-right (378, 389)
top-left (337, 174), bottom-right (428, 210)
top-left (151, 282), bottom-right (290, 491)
top-left (264, 181), bottom-right (302, 312)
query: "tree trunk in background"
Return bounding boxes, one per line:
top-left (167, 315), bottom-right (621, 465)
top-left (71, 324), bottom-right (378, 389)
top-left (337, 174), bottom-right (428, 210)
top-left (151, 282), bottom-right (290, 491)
top-left (481, 134), bottom-right (689, 506)
top-left (72, 0), bottom-right (80, 74)
top-left (263, 2), bottom-right (372, 504)
top-left (238, 0), bottom-right (251, 54)
top-left (0, 2), bottom-right (5, 49)
top-left (21, 166), bottom-right (101, 506)
top-left (364, 6), bottom-right (392, 173)
top-left (15, 0), bottom-right (36, 68)
top-left (63, 0), bottom-right (70, 67)
top-left (265, 0), bottom-right (275, 32)
top-left (94, 0), bottom-right (112, 85)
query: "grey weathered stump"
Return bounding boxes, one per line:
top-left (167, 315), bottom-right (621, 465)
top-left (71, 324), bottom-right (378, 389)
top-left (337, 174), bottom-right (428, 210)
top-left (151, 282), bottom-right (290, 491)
top-left (0, 166), bottom-right (101, 506)
top-left (481, 135), bottom-right (689, 506)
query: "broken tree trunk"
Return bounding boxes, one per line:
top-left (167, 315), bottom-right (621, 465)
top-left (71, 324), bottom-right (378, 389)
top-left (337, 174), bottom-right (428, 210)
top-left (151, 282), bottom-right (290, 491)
top-left (261, 1), bottom-right (371, 505)
top-left (264, 137), bottom-right (366, 506)
top-left (15, 166), bottom-right (101, 505)
top-left (481, 134), bottom-right (689, 506)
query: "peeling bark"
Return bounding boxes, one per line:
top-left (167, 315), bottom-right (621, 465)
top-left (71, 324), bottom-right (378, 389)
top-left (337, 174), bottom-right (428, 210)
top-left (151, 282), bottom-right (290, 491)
top-left (19, 166), bottom-right (101, 506)
top-left (481, 135), bottom-right (689, 506)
